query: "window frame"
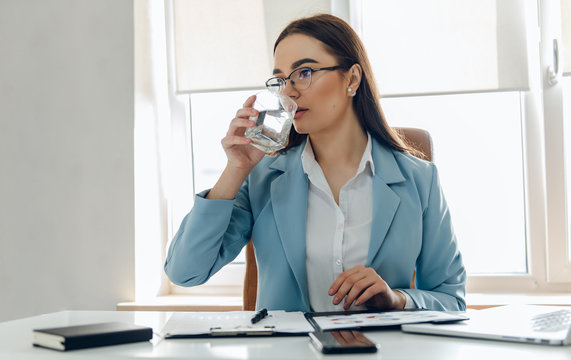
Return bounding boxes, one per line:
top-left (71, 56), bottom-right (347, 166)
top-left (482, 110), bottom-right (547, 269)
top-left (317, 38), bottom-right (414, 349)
top-left (541, 0), bottom-right (571, 283)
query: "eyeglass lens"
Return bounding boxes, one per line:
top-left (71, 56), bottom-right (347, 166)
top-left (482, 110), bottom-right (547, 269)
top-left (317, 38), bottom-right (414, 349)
top-left (290, 68), bottom-right (312, 90)
top-left (267, 68), bottom-right (313, 91)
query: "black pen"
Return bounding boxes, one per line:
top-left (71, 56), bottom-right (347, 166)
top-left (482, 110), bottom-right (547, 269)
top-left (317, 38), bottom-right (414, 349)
top-left (251, 308), bottom-right (268, 324)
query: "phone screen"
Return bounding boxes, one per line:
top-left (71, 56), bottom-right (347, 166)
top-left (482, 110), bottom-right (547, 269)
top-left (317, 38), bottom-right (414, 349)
top-left (309, 330), bottom-right (378, 354)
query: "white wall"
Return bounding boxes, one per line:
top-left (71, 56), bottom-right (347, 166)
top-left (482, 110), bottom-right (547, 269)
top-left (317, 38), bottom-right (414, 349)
top-left (0, 0), bottom-right (134, 322)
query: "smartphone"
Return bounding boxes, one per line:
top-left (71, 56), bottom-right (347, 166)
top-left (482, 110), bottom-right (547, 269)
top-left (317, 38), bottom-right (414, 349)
top-left (309, 330), bottom-right (378, 354)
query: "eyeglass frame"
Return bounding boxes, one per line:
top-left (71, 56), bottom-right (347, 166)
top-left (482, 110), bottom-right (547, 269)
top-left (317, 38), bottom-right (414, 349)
top-left (265, 65), bottom-right (347, 91)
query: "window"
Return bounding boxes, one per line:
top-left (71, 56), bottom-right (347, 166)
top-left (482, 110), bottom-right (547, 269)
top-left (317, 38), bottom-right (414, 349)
top-left (355, 0), bottom-right (571, 291)
top-left (160, 0), bottom-right (571, 299)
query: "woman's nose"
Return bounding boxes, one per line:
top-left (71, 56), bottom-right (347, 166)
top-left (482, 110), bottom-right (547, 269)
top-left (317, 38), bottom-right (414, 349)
top-left (282, 80), bottom-right (300, 99)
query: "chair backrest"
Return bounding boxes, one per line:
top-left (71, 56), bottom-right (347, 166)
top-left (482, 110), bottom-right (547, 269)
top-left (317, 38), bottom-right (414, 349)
top-left (242, 127), bottom-right (433, 310)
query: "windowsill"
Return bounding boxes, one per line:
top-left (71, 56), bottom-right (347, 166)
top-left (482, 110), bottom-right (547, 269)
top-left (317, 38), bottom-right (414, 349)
top-left (116, 292), bottom-right (571, 312)
top-left (116, 294), bottom-right (243, 312)
top-left (465, 293), bottom-right (571, 309)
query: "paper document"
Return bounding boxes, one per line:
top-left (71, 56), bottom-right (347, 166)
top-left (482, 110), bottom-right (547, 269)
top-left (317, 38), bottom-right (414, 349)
top-left (311, 311), bottom-right (467, 331)
top-left (161, 311), bottom-right (314, 338)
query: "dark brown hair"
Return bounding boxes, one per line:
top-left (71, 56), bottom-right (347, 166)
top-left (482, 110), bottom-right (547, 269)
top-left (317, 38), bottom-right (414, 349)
top-left (275, 14), bottom-right (421, 158)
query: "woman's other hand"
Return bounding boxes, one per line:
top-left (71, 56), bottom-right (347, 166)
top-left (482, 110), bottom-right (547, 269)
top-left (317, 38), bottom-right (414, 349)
top-left (328, 265), bottom-right (406, 310)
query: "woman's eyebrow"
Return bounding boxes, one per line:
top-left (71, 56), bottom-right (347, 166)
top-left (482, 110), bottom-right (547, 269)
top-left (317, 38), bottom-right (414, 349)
top-left (273, 58), bottom-right (319, 75)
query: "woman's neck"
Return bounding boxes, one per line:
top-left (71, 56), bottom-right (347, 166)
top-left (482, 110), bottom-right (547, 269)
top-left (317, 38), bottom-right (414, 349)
top-left (309, 115), bottom-right (367, 167)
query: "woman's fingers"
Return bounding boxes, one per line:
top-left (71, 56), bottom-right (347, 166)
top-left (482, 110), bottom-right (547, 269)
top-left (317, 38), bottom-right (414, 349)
top-left (329, 265), bottom-right (399, 310)
top-left (354, 282), bottom-right (387, 307)
top-left (227, 104), bottom-right (258, 138)
top-left (235, 107), bottom-right (258, 120)
top-left (331, 267), bottom-right (370, 306)
top-left (243, 94), bottom-right (257, 107)
top-left (221, 135), bottom-right (252, 148)
top-left (332, 272), bottom-right (367, 306)
top-left (342, 276), bottom-right (378, 309)
top-left (227, 117), bottom-right (256, 136)
top-left (329, 265), bottom-right (363, 296)
top-left (216, 94), bottom-right (266, 170)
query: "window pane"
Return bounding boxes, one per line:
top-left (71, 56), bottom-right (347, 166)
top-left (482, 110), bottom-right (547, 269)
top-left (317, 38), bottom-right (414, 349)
top-left (382, 92), bottom-right (527, 274)
top-left (190, 89), bottom-right (260, 264)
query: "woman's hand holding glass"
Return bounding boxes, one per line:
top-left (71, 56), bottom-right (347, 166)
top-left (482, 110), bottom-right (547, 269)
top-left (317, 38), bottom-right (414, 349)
top-left (328, 265), bottom-right (406, 310)
top-left (221, 95), bottom-right (266, 171)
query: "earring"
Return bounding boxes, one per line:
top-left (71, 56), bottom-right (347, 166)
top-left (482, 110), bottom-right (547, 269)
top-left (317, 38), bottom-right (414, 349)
top-left (348, 88), bottom-right (357, 97)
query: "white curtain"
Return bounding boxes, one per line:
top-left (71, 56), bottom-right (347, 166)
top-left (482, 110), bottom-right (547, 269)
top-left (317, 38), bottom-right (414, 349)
top-left (173, 0), bottom-right (271, 92)
top-left (173, 0), bottom-right (330, 93)
top-left (134, 0), bottom-right (191, 300)
top-left (173, 0), bottom-right (535, 95)
top-left (359, 0), bottom-right (533, 96)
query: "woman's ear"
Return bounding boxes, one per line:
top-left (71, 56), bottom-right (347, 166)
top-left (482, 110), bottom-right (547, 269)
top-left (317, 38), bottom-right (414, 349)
top-left (346, 64), bottom-right (362, 97)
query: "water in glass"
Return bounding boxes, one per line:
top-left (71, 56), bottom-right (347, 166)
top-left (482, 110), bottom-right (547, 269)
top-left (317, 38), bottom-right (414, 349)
top-left (244, 90), bottom-right (297, 153)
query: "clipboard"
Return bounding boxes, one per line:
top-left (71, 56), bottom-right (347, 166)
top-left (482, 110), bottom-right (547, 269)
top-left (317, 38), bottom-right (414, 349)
top-left (161, 311), bottom-right (315, 338)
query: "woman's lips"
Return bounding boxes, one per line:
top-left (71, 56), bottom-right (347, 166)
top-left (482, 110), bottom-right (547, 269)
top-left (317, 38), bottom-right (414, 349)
top-left (294, 108), bottom-right (308, 120)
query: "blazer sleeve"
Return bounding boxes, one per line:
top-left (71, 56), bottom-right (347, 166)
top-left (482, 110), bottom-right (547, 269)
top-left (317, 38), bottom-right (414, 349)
top-left (164, 179), bottom-right (253, 286)
top-left (401, 163), bottom-right (467, 311)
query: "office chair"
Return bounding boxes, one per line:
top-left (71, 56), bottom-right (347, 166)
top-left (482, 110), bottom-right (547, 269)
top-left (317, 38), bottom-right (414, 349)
top-left (242, 127), bottom-right (434, 310)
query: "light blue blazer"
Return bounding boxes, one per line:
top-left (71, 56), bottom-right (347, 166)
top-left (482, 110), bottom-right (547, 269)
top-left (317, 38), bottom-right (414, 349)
top-left (165, 137), bottom-right (466, 312)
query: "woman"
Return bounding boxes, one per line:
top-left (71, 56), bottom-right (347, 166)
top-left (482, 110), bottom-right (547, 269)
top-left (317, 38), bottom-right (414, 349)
top-left (164, 14), bottom-right (466, 312)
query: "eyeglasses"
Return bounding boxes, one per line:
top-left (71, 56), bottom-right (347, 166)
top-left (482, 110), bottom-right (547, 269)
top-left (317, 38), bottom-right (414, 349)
top-left (265, 65), bottom-right (345, 91)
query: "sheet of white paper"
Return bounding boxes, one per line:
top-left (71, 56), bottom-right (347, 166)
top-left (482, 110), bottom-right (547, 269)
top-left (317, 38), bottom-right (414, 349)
top-left (161, 311), bottom-right (314, 337)
top-left (312, 311), bottom-right (467, 331)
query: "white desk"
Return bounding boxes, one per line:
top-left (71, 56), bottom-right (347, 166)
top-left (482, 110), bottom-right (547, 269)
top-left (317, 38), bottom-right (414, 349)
top-left (1, 310), bottom-right (570, 359)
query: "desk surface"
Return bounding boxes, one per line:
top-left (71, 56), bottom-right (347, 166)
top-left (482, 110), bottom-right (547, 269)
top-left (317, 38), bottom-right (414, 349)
top-left (1, 310), bottom-right (570, 359)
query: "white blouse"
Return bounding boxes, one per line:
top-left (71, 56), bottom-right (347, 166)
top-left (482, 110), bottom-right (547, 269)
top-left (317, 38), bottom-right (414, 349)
top-left (302, 134), bottom-right (414, 311)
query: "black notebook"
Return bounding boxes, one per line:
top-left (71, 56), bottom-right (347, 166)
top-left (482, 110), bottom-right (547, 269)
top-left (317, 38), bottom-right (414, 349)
top-left (33, 322), bottom-right (153, 351)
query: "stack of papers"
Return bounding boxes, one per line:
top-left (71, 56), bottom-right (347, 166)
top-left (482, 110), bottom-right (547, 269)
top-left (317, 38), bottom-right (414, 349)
top-left (311, 311), bottom-right (468, 331)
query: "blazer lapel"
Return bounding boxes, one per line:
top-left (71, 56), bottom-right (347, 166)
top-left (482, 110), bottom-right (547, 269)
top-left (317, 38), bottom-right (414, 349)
top-left (366, 140), bottom-right (406, 266)
top-left (268, 143), bottom-right (309, 302)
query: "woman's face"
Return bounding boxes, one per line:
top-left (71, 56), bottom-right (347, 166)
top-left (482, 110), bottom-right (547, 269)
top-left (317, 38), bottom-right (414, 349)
top-left (273, 34), bottom-right (353, 136)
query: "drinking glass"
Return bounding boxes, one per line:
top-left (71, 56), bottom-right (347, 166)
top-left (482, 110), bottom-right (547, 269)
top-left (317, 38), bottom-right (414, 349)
top-left (244, 90), bottom-right (297, 153)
